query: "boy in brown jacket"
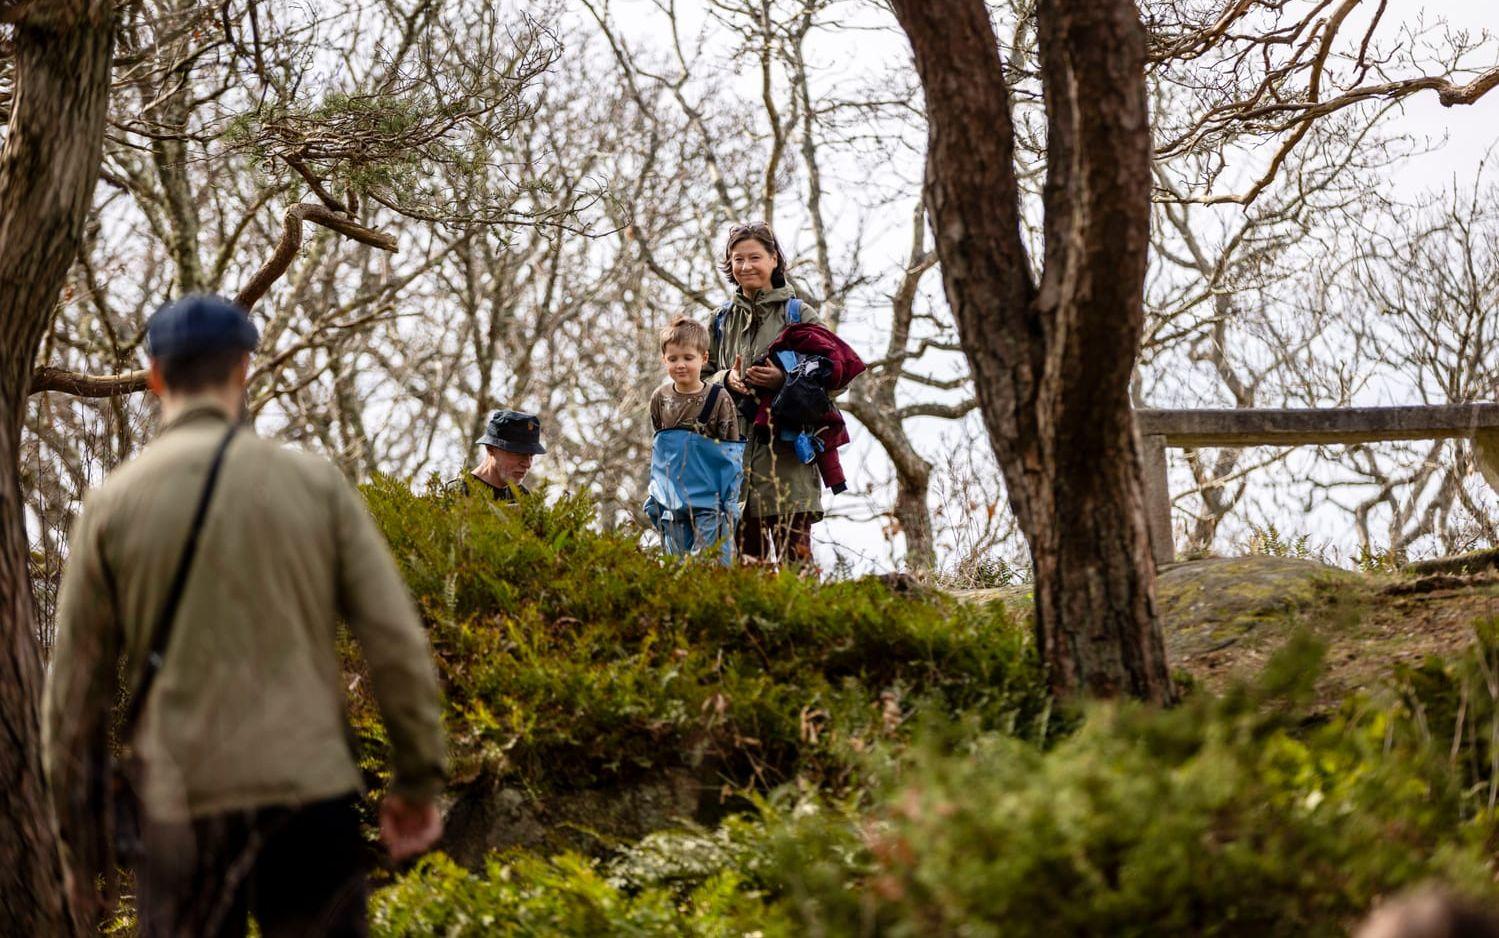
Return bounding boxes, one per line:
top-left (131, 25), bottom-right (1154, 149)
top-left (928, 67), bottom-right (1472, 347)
top-left (646, 316), bottom-right (743, 562)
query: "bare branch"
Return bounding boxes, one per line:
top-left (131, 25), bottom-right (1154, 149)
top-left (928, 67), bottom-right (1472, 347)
top-left (233, 202), bottom-right (398, 310)
top-left (30, 366), bottom-right (148, 397)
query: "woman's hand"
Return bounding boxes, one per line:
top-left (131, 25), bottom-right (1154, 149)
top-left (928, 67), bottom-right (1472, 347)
top-left (745, 363), bottom-right (785, 390)
top-left (726, 355), bottom-right (749, 394)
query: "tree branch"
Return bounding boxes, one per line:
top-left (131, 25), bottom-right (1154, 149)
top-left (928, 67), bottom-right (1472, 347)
top-left (898, 399), bottom-right (978, 421)
top-left (233, 202), bottom-right (397, 310)
top-left (29, 366), bottom-right (147, 397)
top-left (30, 202), bottom-right (399, 397)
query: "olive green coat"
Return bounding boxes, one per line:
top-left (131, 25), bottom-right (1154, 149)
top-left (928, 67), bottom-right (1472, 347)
top-left (705, 285), bottom-right (825, 519)
top-left (43, 401), bottom-right (445, 826)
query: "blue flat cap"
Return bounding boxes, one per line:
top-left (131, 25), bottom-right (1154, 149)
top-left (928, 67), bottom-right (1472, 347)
top-left (476, 409), bottom-right (546, 455)
top-left (146, 294), bottom-right (258, 360)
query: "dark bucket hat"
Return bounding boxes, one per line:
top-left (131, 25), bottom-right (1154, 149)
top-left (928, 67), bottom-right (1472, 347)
top-left (476, 409), bottom-right (546, 455)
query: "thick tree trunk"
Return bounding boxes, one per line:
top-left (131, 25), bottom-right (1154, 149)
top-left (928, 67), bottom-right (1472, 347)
top-left (0, 2), bottom-right (116, 933)
top-left (889, 0), bottom-right (1173, 702)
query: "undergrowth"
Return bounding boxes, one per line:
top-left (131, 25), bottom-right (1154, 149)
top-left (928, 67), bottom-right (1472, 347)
top-left (348, 479), bottom-right (1055, 797)
top-left (373, 635), bottom-right (1499, 937)
top-left (351, 483), bottom-right (1499, 936)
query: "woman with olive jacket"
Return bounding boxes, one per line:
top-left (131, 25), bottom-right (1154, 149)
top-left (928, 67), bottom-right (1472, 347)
top-left (705, 221), bottom-right (827, 565)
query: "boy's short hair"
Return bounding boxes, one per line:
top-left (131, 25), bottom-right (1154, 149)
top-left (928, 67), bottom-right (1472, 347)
top-left (660, 316), bottom-right (710, 354)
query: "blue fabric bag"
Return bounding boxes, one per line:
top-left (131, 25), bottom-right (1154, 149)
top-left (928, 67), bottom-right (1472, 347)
top-left (647, 429), bottom-right (746, 514)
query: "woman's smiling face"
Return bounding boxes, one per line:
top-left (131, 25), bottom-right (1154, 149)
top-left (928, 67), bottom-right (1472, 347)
top-left (730, 237), bottom-right (777, 292)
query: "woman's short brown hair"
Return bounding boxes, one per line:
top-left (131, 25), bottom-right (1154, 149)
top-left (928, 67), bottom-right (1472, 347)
top-left (660, 315), bottom-right (710, 354)
top-left (720, 221), bottom-right (788, 288)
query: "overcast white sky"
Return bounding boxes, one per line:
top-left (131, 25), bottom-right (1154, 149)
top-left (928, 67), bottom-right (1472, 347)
top-left (572, 0), bottom-right (1499, 574)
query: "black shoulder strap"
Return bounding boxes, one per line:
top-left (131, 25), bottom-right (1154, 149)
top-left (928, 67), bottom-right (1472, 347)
top-left (120, 423), bottom-right (237, 741)
top-left (696, 384), bottom-right (724, 424)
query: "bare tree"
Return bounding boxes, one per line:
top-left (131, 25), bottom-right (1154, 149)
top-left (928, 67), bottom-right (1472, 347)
top-left (0, 1), bottom-right (114, 932)
top-left (1140, 99), bottom-right (1403, 553)
top-left (1313, 176), bottom-right (1499, 556)
top-left (1147, 0), bottom-right (1499, 207)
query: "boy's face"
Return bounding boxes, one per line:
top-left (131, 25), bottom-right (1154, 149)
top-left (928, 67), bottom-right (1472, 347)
top-left (662, 342), bottom-right (706, 389)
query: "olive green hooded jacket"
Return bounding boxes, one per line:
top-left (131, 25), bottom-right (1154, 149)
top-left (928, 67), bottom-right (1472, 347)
top-left (43, 401), bottom-right (445, 829)
top-left (705, 285), bottom-right (825, 519)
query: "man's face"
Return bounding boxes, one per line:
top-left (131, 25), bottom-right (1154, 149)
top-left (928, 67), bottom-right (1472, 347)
top-left (490, 446), bottom-right (533, 484)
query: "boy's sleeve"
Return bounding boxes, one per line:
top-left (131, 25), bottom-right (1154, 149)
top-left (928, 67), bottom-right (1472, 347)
top-left (712, 387), bottom-right (741, 441)
top-left (649, 386), bottom-right (664, 432)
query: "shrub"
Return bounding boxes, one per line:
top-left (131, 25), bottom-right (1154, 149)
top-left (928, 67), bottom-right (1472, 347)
top-left (370, 851), bottom-right (792, 937)
top-left (349, 479), bottom-right (1054, 796)
top-left (373, 637), bottom-right (1499, 936)
top-left (1394, 617), bottom-right (1499, 813)
top-left (754, 635), bottom-right (1498, 937)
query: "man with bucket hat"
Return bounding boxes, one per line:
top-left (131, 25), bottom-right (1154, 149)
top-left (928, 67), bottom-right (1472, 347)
top-left (448, 408), bottom-right (546, 501)
top-left (43, 294), bottom-right (446, 936)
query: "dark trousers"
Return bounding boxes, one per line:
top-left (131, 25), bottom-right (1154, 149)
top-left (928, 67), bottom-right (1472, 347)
top-left (737, 512), bottom-right (816, 566)
top-left (136, 793), bottom-right (369, 938)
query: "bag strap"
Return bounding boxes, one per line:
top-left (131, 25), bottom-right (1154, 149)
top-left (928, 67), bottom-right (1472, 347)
top-left (120, 423), bottom-right (237, 741)
top-left (786, 298), bottom-right (802, 324)
top-left (696, 384), bottom-right (724, 424)
top-left (711, 303), bottom-right (732, 351)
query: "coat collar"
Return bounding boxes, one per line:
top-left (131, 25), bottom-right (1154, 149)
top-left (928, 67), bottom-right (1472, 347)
top-left (161, 397), bottom-right (235, 433)
top-left (731, 284), bottom-right (796, 313)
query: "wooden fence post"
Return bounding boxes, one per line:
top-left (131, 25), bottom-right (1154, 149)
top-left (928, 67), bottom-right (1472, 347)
top-left (1141, 433), bottom-right (1174, 567)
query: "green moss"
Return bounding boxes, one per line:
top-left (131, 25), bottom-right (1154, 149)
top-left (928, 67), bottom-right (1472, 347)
top-left (1152, 557), bottom-right (1368, 664)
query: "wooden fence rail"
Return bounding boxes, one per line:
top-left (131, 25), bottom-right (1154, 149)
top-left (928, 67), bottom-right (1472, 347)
top-left (1134, 405), bottom-right (1499, 566)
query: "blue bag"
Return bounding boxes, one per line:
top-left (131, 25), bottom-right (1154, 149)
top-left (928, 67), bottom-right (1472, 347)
top-left (645, 385), bottom-right (746, 518)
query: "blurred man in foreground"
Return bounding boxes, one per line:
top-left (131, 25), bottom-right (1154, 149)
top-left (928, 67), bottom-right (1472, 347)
top-left (44, 294), bottom-right (446, 937)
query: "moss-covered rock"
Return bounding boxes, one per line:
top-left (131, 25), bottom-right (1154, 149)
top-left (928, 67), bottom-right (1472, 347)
top-left (1156, 556), bottom-right (1365, 662)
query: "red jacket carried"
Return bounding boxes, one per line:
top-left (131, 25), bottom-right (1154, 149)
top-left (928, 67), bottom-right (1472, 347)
top-left (745, 324), bottom-right (865, 494)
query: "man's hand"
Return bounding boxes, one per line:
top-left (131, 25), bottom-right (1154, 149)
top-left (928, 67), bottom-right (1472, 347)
top-left (745, 363), bottom-right (785, 390)
top-left (380, 794), bottom-right (442, 862)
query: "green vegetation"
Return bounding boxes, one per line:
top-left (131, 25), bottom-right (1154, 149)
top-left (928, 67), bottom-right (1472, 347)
top-left (354, 478), bottom-right (1054, 796)
top-left (356, 488), bottom-right (1499, 936)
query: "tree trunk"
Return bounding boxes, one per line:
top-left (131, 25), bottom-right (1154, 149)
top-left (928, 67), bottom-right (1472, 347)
top-left (0, 3), bottom-right (116, 933)
top-left (888, 0), bottom-right (1173, 703)
top-left (892, 463), bottom-right (936, 571)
